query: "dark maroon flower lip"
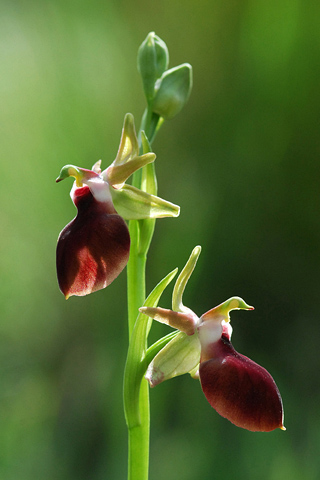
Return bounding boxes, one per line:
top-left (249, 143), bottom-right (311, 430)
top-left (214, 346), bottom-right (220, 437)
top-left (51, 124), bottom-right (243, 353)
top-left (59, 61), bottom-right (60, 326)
top-left (199, 337), bottom-right (285, 432)
top-left (56, 187), bottom-right (130, 298)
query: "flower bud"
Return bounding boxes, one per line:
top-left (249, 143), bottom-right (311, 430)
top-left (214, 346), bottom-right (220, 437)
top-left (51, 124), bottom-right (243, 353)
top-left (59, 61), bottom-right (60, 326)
top-left (152, 64), bottom-right (193, 119)
top-left (137, 32), bottom-right (169, 102)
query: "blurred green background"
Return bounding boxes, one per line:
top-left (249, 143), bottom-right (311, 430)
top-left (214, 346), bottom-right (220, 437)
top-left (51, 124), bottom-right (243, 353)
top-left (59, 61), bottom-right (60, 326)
top-left (1, 0), bottom-right (319, 479)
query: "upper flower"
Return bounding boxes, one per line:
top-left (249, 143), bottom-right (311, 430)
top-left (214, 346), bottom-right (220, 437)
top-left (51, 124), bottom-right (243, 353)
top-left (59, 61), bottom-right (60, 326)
top-left (140, 247), bottom-right (285, 432)
top-left (56, 113), bottom-right (179, 298)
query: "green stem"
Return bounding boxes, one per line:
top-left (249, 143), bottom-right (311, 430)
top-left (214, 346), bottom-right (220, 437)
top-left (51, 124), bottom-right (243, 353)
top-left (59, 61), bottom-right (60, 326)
top-left (125, 107), bottom-right (162, 480)
top-left (127, 223), bottom-right (146, 336)
top-left (127, 327), bottom-right (179, 477)
top-left (126, 222), bottom-right (149, 480)
top-left (127, 378), bottom-right (150, 480)
top-left (138, 108), bottom-right (163, 147)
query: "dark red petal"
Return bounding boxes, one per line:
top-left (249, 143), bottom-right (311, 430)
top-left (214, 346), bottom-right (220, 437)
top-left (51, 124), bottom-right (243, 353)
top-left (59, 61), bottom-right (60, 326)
top-left (199, 336), bottom-right (284, 432)
top-left (56, 187), bottom-right (130, 297)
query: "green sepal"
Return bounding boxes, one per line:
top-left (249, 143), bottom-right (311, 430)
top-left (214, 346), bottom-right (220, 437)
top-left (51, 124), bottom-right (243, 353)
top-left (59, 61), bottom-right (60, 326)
top-left (189, 364), bottom-right (200, 379)
top-left (143, 331), bottom-right (179, 369)
top-left (110, 184), bottom-right (180, 220)
top-left (145, 331), bottom-right (201, 387)
top-left (124, 268), bottom-right (178, 429)
top-left (152, 64), bottom-right (193, 119)
top-left (137, 32), bottom-right (169, 102)
top-left (106, 113), bottom-right (156, 187)
top-left (113, 113), bottom-right (139, 165)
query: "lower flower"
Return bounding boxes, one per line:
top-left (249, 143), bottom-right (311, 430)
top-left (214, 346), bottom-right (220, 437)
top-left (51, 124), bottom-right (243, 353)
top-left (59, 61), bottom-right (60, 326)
top-left (141, 247), bottom-right (285, 432)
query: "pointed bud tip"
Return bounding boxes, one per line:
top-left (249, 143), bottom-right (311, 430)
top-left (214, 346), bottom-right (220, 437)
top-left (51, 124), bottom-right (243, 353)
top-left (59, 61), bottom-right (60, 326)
top-left (146, 31), bottom-right (156, 43)
top-left (124, 112), bottom-right (134, 125)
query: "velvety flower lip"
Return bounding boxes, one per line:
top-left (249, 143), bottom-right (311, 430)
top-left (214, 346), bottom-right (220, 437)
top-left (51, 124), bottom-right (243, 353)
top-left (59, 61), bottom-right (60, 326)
top-left (56, 114), bottom-right (180, 298)
top-left (199, 320), bottom-right (285, 432)
top-left (141, 247), bottom-right (285, 432)
top-left (56, 183), bottom-right (130, 298)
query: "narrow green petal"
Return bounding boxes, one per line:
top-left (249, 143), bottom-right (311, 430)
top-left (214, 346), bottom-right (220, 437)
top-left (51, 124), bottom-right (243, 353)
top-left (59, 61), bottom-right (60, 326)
top-left (106, 152), bottom-right (155, 188)
top-left (110, 184), bottom-right (180, 220)
top-left (145, 332), bottom-right (201, 387)
top-left (172, 246), bottom-right (201, 313)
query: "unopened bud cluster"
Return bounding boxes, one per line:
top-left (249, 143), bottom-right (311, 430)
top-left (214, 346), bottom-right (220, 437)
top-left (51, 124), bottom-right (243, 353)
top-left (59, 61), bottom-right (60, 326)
top-left (138, 32), bottom-right (192, 119)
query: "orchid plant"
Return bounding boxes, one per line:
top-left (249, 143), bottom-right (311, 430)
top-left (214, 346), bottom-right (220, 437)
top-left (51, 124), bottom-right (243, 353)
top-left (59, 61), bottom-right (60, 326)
top-left (55, 32), bottom-right (285, 480)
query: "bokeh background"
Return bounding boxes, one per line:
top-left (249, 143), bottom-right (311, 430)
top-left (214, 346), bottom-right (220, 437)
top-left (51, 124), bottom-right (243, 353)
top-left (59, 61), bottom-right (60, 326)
top-left (1, 0), bottom-right (319, 479)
